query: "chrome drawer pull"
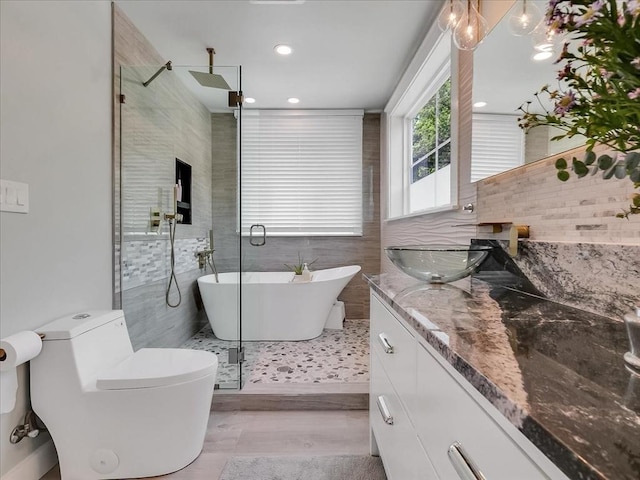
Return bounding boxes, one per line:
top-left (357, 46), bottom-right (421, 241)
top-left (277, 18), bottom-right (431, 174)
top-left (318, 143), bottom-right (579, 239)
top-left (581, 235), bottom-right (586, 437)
top-left (448, 441), bottom-right (486, 480)
top-left (378, 333), bottom-right (394, 354)
top-left (376, 396), bottom-right (394, 425)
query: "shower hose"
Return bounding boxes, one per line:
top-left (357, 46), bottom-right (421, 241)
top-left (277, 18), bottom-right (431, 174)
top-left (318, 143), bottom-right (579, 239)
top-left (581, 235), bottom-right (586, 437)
top-left (165, 217), bottom-right (182, 308)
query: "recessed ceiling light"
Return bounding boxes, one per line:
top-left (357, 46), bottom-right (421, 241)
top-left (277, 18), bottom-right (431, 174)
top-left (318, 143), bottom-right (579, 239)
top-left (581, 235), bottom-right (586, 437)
top-left (473, 101), bottom-right (487, 108)
top-left (274, 44), bottom-right (293, 55)
top-left (287, 97), bottom-right (300, 104)
top-left (245, 97), bottom-right (256, 104)
top-left (533, 50), bottom-right (553, 61)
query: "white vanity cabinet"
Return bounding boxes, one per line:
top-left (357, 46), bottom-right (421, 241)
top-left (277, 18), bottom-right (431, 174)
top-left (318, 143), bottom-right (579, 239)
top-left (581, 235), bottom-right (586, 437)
top-left (369, 291), bottom-right (570, 480)
top-left (370, 293), bottom-right (439, 480)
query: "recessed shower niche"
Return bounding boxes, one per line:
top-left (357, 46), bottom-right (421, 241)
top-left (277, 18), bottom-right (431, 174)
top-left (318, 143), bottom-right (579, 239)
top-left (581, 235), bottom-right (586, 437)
top-left (175, 158), bottom-right (192, 224)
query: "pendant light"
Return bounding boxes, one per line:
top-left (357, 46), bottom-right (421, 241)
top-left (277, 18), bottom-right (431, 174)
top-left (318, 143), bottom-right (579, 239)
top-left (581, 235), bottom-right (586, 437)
top-left (531, 20), bottom-right (562, 54)
top-left (437, 0), bottom-right (464, 32)
top-left (508, 0), bottom-right (543, 36)
top-left (453, 0), bottom-right (489, 51)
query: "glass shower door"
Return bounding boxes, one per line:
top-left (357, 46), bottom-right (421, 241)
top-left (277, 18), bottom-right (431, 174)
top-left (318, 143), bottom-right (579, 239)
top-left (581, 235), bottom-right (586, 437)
top-left (119, 63), bottom-right (244, 390)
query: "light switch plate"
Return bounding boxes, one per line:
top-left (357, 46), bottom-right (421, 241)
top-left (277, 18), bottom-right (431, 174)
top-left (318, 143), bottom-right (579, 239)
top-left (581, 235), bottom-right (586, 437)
top-left (0, 179), bottom-right (29, 213)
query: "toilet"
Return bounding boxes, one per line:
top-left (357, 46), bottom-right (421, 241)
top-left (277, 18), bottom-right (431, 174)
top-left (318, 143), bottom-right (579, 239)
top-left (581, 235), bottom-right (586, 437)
top-left (30, 310), bottom-right (218, 480)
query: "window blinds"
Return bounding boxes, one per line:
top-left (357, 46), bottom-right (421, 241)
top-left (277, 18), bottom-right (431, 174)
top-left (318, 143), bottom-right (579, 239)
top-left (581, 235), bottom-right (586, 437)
top-left (240, 110), bottom-right (363, 236)
top-left (471, 113), bottom-right (524, 183)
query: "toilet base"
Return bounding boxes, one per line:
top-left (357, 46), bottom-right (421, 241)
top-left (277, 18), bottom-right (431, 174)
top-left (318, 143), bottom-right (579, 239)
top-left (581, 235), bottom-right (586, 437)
top-left (42, 372), bottom-right (215, 480)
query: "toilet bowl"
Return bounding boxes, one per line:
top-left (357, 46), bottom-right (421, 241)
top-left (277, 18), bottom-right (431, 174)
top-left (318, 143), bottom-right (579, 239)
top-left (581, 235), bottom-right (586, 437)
top-left (30, 310), bottom-right (218, 480)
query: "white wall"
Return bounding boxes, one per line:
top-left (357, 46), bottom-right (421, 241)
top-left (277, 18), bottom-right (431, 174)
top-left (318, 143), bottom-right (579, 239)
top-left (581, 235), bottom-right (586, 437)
top-left (0, 1), bottom-right (112, 477)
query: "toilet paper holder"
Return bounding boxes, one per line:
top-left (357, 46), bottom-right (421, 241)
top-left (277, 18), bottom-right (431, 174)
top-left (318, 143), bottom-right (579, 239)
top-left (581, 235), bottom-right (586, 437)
top-left (0, 333), bottom-right (45, 362)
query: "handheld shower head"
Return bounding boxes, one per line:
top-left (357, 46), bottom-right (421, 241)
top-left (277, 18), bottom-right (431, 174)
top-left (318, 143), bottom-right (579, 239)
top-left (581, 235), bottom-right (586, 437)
top-left (189, 48), bottom-right (231, 90)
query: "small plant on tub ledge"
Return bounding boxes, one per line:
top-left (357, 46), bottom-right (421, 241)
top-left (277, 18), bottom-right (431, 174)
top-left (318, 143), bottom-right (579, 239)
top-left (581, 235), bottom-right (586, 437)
top-left (284, 252), bottom-right (318, 275)
top-left (517, 0), bottom-right (640, 218)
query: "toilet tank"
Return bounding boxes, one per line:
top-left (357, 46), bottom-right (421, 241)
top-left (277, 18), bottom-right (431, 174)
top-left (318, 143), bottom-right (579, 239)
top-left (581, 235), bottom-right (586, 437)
top-left (33, 311), bottom-right (134, 390)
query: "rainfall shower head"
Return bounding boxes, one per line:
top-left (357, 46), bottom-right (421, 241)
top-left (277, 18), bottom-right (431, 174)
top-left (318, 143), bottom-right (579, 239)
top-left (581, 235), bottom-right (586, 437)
top-left (142, 61), bottom-right (172, 87)
top-left (189, 48), bottom-right (231, 90)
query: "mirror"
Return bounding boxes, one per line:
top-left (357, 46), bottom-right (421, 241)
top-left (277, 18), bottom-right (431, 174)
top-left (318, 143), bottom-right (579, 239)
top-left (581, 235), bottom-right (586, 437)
top-left (471, 0), bottom-right (586, 182)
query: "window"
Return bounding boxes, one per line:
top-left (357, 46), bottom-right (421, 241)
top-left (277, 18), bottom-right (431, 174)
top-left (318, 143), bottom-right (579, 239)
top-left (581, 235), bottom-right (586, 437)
top-left (240, 110), bottom-right (363, 236)
top-left (411, 78), bottom-right (451, 183)
top-left (385, 28), bottom-right (457, 219)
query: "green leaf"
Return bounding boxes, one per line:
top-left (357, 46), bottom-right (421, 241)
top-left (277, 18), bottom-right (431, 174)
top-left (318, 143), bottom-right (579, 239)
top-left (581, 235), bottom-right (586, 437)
top-left (584, 151), bottom-right (596, 165)
top-left (572, 159), bottom-right (589, 177)
top-left (555, 158), bottom-right (567, 170)
top-left (633, 195), bottom-right (640, 208)
top-left (597, 154), bottom-right (614, 170)
top-left (557, 170), bottom-right (570, 182)
top-left (603, 164), bottom-right (617, 179)
top-left (625, 152), bottom-right (640, 171)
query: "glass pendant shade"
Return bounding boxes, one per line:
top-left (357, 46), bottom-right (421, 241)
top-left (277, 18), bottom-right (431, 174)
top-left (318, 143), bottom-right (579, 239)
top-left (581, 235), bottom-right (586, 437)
top-left (453, 0), bottom-right (489, 51)
top-left (437, 0), bottom-right (465, 32)
top-left (531, 20), bottom-right (562, 54)
top-left (508, 0), bottom-right (543, 36)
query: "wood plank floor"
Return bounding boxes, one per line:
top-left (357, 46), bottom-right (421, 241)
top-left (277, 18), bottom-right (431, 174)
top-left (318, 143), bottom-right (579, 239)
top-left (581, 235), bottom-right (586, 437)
top-left (41, 410), bottom-right (374, 480)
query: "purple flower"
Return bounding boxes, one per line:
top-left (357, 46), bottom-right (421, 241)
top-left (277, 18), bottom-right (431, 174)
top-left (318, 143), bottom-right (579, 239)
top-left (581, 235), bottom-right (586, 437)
top-left (627, 0), bottom-right (640, 17)
top-left (599, 67), bottom-right (612, 80)
top-left (628, 88), bottom-right (640, 100)
top-left (574, 3), bottom-right (604, 27)
top-left (554, 91), bottom-right (577, 116)
top-left (558, 63), bottom-right (573, 80)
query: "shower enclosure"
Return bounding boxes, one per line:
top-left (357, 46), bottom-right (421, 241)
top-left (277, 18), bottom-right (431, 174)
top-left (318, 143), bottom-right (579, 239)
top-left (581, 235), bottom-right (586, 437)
top-left (118, 62), bottom-right (250, 389)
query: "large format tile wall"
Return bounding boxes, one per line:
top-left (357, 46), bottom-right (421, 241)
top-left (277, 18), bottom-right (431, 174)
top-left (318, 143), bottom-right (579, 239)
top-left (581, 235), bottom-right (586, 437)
top-left (211, 113), bottom-right (381, 319)
top-left (114, 6), bottom-right (210, 349)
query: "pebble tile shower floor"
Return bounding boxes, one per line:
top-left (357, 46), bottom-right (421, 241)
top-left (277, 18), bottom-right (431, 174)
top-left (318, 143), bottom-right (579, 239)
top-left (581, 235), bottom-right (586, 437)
top-left (180, 319), bottom-right (370, 387)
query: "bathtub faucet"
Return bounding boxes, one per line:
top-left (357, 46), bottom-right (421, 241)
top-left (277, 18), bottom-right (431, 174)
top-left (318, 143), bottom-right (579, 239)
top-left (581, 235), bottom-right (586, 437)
top-left (196, 249), bottom-right (219, 283)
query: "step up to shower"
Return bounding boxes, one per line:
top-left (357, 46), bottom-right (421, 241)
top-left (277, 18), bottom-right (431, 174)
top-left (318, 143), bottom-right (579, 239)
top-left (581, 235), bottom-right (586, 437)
top-left (211, 383), bottom-right (369, 411)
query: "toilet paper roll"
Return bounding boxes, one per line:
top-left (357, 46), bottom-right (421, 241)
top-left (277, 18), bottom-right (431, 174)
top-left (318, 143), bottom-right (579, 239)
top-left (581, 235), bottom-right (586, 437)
top-left (0, 330), bottom-right (42, 371)
top-left (0, 331), bottom-right (42, 414)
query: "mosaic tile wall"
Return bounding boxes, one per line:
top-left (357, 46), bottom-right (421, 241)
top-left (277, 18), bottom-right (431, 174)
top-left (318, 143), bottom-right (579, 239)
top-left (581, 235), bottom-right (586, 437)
top-left (121, 237), bottom-right (210, 291)
top-left (477, 147), bottom-right (639, 244)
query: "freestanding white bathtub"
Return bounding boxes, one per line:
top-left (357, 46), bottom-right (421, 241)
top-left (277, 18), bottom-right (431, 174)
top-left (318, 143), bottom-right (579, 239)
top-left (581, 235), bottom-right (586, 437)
top-left (197, 265), bottom-right (361, 341)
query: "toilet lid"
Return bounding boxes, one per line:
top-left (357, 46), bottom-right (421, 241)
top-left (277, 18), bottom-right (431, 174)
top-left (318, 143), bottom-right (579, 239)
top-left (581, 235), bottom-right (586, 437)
top-left (96, 348), bottom-right (218, 390)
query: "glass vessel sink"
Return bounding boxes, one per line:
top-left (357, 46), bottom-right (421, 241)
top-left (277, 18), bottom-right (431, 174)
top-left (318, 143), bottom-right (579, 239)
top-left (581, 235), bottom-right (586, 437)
top-left (385, 245), bottom-right (492, 283)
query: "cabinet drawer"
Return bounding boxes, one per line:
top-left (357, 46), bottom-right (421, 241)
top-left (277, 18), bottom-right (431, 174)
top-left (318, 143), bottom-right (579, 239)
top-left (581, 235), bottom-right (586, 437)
top-left (371, 351), bottom-right (438, 480)
top-left (414, 341), bottom-right (551, 480)
top-left (370, 293), bottom-right (416, 403)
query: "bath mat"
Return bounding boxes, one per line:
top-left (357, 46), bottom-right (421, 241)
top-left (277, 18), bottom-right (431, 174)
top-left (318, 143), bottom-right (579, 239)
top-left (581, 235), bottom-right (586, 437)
top-left (219, 454), bottom-right (387, 480)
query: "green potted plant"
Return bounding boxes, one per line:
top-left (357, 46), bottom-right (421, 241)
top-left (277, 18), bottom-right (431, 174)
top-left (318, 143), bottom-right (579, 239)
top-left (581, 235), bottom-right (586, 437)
top-left (284, 252), bottom-right (318, 275)
top-left (518, 0), bottom-right (640, 218)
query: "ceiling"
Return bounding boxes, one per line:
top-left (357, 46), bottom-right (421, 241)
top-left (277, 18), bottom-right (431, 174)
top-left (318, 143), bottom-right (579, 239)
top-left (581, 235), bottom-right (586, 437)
top-left (116, 0), bottom-right (443, 112)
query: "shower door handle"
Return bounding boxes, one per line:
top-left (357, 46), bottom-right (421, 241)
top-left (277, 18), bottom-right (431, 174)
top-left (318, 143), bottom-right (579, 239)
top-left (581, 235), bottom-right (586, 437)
top-left (249, 224), bottom-right (266, 246)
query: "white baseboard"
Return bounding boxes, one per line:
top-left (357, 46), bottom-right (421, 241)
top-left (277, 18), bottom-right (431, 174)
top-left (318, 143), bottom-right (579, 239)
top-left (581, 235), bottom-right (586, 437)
top-left (2, 440), bottom-right (57, 480)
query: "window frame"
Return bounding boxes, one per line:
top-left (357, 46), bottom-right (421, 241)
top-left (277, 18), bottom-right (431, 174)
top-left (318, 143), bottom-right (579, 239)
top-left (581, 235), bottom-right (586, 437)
top-left (384, 28), bottom-right (459, 221)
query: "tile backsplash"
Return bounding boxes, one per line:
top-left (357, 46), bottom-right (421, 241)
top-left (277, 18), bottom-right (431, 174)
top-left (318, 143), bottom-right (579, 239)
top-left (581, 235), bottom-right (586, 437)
top-left (474, 239), bottom-right (640, 321)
